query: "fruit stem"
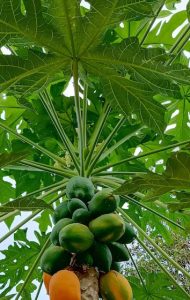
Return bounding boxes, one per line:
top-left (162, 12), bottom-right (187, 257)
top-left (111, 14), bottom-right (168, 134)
top-left (85, 101), bottom-right (111, 170)
top-left (39, 90), bottom-right (80, 172)
top-left (87, 116), bottom-right (126, 176)
top-left (73, 59), bottom-right (85, 176)
top-left (82, 83), bottom-right (88, 149)
top-left (20, 159), bottom-right (76, 178)
top-left (34, 280), bottom-right (43, 300)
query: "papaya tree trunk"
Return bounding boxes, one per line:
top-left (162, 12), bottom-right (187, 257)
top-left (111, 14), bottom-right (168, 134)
top-left (76, 268), bottom-right (99, 300)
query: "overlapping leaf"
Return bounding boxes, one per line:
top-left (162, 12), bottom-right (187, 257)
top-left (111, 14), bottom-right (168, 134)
top-left (0, 230), bottom-right (48, 298)
top-left (115, 153), bottom-right (190, 204)
top-left (79, 0), bottom-right (159, 54)
top-left (0, 52), bottom-right (69, 94)
top-left (0, 0), bottom-right (68, 54)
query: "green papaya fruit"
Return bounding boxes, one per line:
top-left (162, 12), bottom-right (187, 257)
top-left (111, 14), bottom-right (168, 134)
top-left (59, 223), bottom-right (94, 253)
top-left (72, 208), bottom-right (91, 224)
top-left (76, 251), bottom-right (94, 267)
top-left (108, 242), bottom-right (130, 262)
top-left (91, 242), bottom-right (112, 272)
top-left (52, 201), bottom-right (71, 224)
top-left (67, 198), bottom-right (87, 214)
top-left (88, 189), bottom-right (120, 216)
top-left (117, 222), bottom-right (136, 244)
top-left (66, 176), bottom-right (95, 202)
top-left (111, 261), bottom-right (122, 272)
top-left (89, 213), bottom-right (125, 243)
top-left (40, 245), bottom-right (72, 275)
top-left (50, 218), bottom-right (73, 245)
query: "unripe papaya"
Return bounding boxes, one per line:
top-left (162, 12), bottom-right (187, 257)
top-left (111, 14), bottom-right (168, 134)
top-left (91, 242), bottom-right (112, 272)
top-left (40, 245), bottom-right (72, 275)
top-left (59, 223), bottom-right (94, 253)
top-left (100, 270), bottom-right (133, 300)
top-left (117, 222), bottom-right (136, 244)
top-left (68, 198), bottom-right (87, 214)
top-left (108, 242), bottom-right (130, 262)
top-left (50, 218), bottom-right (73, 245)
top-left (52, 201), bottom-right (71, 224)
top-left (88, 189), bottom-right (120, 216)
top-left (76, 251), bottom-right (94, 267)
top-left (49, 270), bottom-right (81, 300)
top-left (72, 208), bottom-right (91, 224)
top-left (43, 272), bottom-right (52, 294)
top-left (89, 213), bottom-right (125, 243)
top-left (111, 262), bottom-right (122, 272)
top-left (66, 176), bottom-right (95, 202)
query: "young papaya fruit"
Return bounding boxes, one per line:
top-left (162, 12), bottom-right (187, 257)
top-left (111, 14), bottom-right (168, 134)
top-left (52, 201), bottom-right (71, 224)
top-left (50, 218), bottom-right (73, 245)
top-left (108, 242), bottom-right (130, 262)
top-left (91, 241), bottom-right (112, 272)
top-left (100, 270), bottom-right (133, 300)
top-left (88, 189), bottom-right (120, 216)
top-left (59, 223), bottom-right (94, 253)
top-left (49, 270), bottom-right (81, 300)
top-left (67, 198), bottom-right (87, 214)
top-left (40, 245), bottom-right (72, 275)
top-left (76, 250), bottom-right (94, 267)
top-left (89, 213), bottom-right (125, 243)
top-left (111, 261), bottom-right (122, 273)
top-left (43, 272), bottom-right (52, 294)
top-left (66, 176), bottom-right (95, 202)
top-left (117, 222), bottom-right (136, 244)
top-left (72, 208), bottom-right (91, 224)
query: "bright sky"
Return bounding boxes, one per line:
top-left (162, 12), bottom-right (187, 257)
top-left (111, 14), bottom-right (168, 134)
top-left (0, 1), bottom-right (189, 299)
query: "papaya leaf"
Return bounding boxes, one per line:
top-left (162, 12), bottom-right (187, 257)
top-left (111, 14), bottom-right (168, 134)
top-left (0, 151), bottom-right (30, 168)
top-left (129, 270), bottom-right (190, 300)
top-left (0, 230), bottom-right (48, 298)
top-left (79, 0), bottom-right (158, 55)
top-left (0, 0), bottom-right (69, 55)
top-left (0, 52), bottom-right (69, 95)
top-left (115, 153), bottom-right (190, 203)
top-left (166, 98), bottom-right (190, 141)
top-left (0, 195), bottom-right (53, 212)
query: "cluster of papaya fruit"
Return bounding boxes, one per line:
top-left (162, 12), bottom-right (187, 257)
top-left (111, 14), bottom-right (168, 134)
top-left (40, 176), bottom-right (136, 299)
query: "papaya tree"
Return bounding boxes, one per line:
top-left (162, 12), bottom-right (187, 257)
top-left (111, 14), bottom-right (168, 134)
top-left (0, 0), bottom-right (190, 299)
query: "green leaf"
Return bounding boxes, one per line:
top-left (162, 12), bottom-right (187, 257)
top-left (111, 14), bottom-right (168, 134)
top-left (166, 98), bottom-right (190, 141)
top-left (79, 0), bottom-right (158, 55)
top-left (129, 270), bottom-right (190, 300)
top-left (103, 75), bottom-right (166, 134)
top-left (0, 52), bottom-right (69, 95)
top-left (0, 151), bottom-right (29, 168)
top-left (48, 0), bottom-right (81, 55)
top-left (0, 230), bottom-right (48, 297)
top-left (0, 195), bottom-right (52, 212)
top-left (0, 0), bottom-right (68, 54)
top-left (115, 152), bottom-right (190, 202)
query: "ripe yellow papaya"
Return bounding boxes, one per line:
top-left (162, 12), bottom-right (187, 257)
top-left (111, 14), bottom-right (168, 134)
top-left (100, 270), bottom-right (133, 300)
top-left (49, 270), bottom-right (81, 300)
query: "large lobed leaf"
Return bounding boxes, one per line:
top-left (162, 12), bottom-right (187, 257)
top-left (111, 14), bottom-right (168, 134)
top-left (115, 152), bottom-right (190, 211)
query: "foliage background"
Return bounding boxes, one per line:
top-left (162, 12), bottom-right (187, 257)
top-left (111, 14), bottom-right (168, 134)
top-left (0, 0), bottom-right (190, 299)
